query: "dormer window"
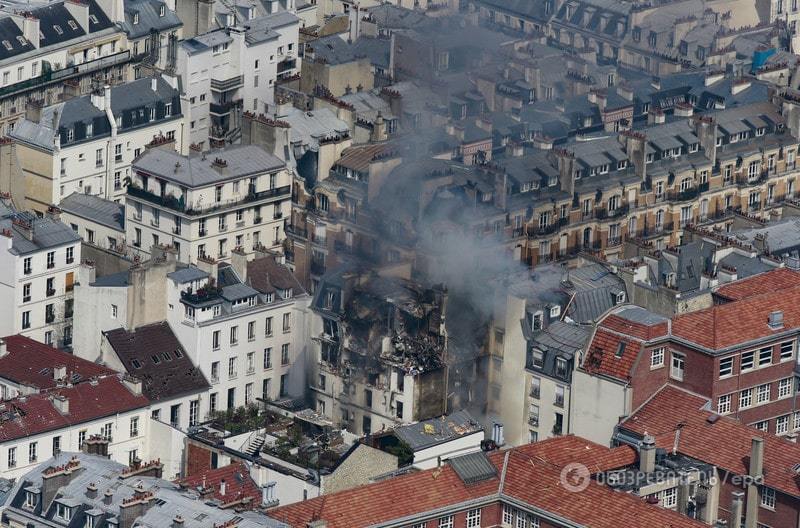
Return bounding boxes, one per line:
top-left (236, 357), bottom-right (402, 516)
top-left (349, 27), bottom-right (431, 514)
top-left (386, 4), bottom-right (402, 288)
top-left (212, 305), bottom-right (221, 316)
top-left (282, 288), bottom-right (292, 300)
top-left (532, 349), bottom-right (544, 368)
top-left (159, 4), bottom-right (166, 16)
top-left (648, 32), bottom-right (657, 47)
top-left (1, 40), bottom-right (11, 51)
top-left (56, 502), bottom-right (72, 522)
top-left (688, 143), bottom-right (699, 153)
top-left (68, 20), bottom-right (78, 31)
top-left (326, 291), bottom-right (335, 309)
top-left (67, 128), bottom-right (75, 142)
top-left (550, 305), bottom-right (561, 318)
top-left (24, 489), bottom-right (38, 509)
top-left (89, 14), bottom-right (99, 24)
top-left (86, 123), bottom-right (93, 137)
top-left (756, 127), bottom-right (765, 137)
top-left (16, 36), bottom-right (26, 46)
top-left (53, 25), bottom-right (63, 35)
top-left (615, 291), bottom-right (626, 304)
top-left (266, 293), bottom-right (274, 303)
top-left (133, 12), bottom-right (139, 24)
top-left (632, 27), bottom-right (641, 42)
top-left (617, 160), bottom-right (627, 170)
top-left (532, 311), bottom-right (543, 331)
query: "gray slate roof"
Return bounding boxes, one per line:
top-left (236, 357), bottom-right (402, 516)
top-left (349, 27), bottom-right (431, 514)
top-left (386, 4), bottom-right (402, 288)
top-left (167, 265), bottom-right (210, 284)
top-left (133, 145), bottom-right (285, 188)
top-left (0, 203), bottom-right (80, 255)
top-left (3, 453), bottom-right (286, 528)
top-left (59, 193), bottom-right (125, 231)
top-left (394, 410), bottom-right (483, 451)
top-left (119, 0), bottom-right (182, 40)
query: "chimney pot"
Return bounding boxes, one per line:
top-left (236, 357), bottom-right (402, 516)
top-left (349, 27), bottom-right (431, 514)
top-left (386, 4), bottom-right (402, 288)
top-left (219, 479), bottom-right (226, 496)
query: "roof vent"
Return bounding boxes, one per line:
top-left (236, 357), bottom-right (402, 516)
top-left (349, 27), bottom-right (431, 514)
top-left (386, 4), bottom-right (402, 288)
top-left (768, 310), bottom-right (784, 329)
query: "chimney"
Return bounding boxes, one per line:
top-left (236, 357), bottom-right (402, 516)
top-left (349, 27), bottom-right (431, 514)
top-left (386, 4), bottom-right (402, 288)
top-left (172, 514), bottom-right (185, 528)
top-left (26, 100), bottom-right (43, 123)
top-left (41, 458), bottom-right (81, 509)
top-left (693, 116), bottom-right (717, 166)
top-left (122, 375), bottom-right (142, 396)
top-left (46, 205), bottom-right (61, 222)
top-left (730, 491), bottom-right (744, 528)
top-left (51, 394), bottom-right (69, 414)
top-left (219, 479), bottom-right (226, 497)
top-left (22, 15), bottom-right (40, 48)
top-left (648, 107), bottom-right (665, 125)
top-left (677, 472), bottom-right (691, 514)
top-left (231, 247), bottom-right (248, 282)
top-left (620, 131), bottom-right (648, 182)
top-left (91, 87), bottom-right (106, 111)
top-left (86, 482), bottom-right (98, 500)
top-left (768, 310), bottom-right (784, 329)
top-left (639, 434), bottom-right (656, 473)
top-left (13, 218), bottom-right (34, 241)
top-left (744, 437), bottom-right (764, 528)
top-left (0, 339), bottom-right (7, 358)
top-left (674, 102), bottom-right (694, 118)
top-left (103, 489), bottom-right (114, 505)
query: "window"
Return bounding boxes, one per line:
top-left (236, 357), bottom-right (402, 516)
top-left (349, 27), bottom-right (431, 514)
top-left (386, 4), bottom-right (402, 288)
top-left (530, 377), bottom-right (540, 398)
top-left (23, 257), bottom-right (31, 274)
top-left (717, 394), bottom-right (731, 414)
top-left (396, 401), bottom-right (404, 419)
top-left (651, 348), bottom-right (665, 368)
top-left (170, 404), bottom-right (180, 427)
top-left (29, 441), bottom-right (37, 462)
top-left (102, 422), bottom-right (112, 441)
top-left (52, 436), bottom-right (61, 455)
top-left (661, 487), bottom-right (677, 509)
top-left (265, 316), bottom-right (273, 336)
top-left (281, 344), bottom-right (289, 365)
top-left (130, 417), bottom-right (139, 437)
top-left (7, 447), bottom-right (15, 468)
top-left (781, 341), bottom-right (794, 361)
top-left (47, 251), bottom-right (55, 269)
top-left (503, 505), bottom-right (514, 526)
top-left (230, 325), bottom-right (238, 345)
top-left (22, 310), bottom-right (30, 329)
top-left (212, 330), bottom-right (220, 350)
top-left (228, 357), bottom-right (237, 378)
top-left (56, 502), bottom-right (71, 521)
top-left (755, 420), bottom-right (768, 432)
top-left (555, 357), bottom-right (568, 378)
top-left (779, 378), bottom-right (792, 398)
top-left (756, 383), bottom-right (770, 404)
top-left (759, 346), bottom-right (772, 366)
top-left (554, 385), bottom-right (565, 407)
top-left (466, 509), bottom-right (481, 528)
top-left (741, 351), bottom-right (755, 371)
top-left (247, 351), bottom-right (255, 373)
top-left (761, 487), bottom-right (776, 509)
top-left (245, 383), bottom-right (254, 405)
top-left (740, 388), bottom-right (752, 409)
top-left (719, 357), bottom-right (734, 378)
top-left (209, 393), bottom-right (218, 413)
top-left (671, 352), bottom-right (685, 381)
top-left (22, 283), bottom-right (30, 303)
top-left (264, 348), bottom-right (272, 369)
top-left (777, 415), bottom-right (790, 435)
top-left (438, 516), bottom-right (454, 528)
top-left (78, 430), bottom-right (86, 448)
top-left (282, 312), bottom-right (291, 332)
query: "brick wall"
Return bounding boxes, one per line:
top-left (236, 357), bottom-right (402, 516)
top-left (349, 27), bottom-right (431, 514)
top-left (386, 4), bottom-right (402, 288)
top-left (186, 441), bottom-right (212, 477)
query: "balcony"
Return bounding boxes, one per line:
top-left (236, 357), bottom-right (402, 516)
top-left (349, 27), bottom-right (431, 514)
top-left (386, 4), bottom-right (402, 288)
top-left (596, 203), bottom-right (629, 219)
top-left (210, 75), bottom-right (244, 92)
top-left (607, 237), bottom-right (622, 247)
top-left (209, 101), bottom-right (237, 115)
top-left (254, 216), bottom-right (263, 224)
top-left (0, 50), bottom-right (130, 99)
top-left (668, 187), bottom-right (701, 202)
top-left (46, 288), bottom-right (56, 297)
top-left (528, 416), bottom-right (539, 427)
top-left (127, 184), bottom-right (290, 216)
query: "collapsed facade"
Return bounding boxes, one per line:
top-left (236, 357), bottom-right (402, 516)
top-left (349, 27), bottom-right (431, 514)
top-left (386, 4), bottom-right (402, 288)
top-left (308, 269), bottom-right (448, 436)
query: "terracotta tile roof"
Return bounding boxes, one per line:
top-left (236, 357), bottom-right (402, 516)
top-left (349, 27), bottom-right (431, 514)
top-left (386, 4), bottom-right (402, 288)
top-left (582, 329), bottom-right (641, 382)
top-left (602, 314), bottom-right (669, 341)
top-left (619, 385), bottom-right (800, 499)
top-left (0, 334), bottom-right (115, 389)
top-left (672, 287), bottom-right (800, 350)
top-left (0, 375), bottom-right (149, 442)
top-left (270, 436), bottom-right (702, 528)
top-left (246, 256), bottom-right (305, 296)
top-left (714, 268), bottom-right (800, 301)
top-left (178, 462), bottom-right (262, 507)
top-left (103, 322), bottom-right (209, 402)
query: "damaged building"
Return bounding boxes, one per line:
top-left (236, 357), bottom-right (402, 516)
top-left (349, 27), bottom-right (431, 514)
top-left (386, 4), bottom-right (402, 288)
top-left (308, 268), bottom-right (449, 436)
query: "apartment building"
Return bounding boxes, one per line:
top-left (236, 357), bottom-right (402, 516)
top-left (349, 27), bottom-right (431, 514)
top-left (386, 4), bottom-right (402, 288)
top-left (165, 252), bottom-right (309, 416)
top-left (0, 0), bottom-right (130, 135)
top-left (618, 384), bottom-right (800, 528)
top-left (1, 453), bottom-right (283, 528)
top-left (11, 75), bottom-right (184, 211)
top-left (0, 201), bottom-right (80, 348)
top-left (488, 261), bottom-right (626, 447)
top-left (125, 144), bottom-right (291, 264)
top-left (309, 268), bottom-right (448, 436)
top-left (177, 11), bottom-right (299, 149)
top-left (0, 374), bottom-right (149, 480)
top-left (59, 192), bottom-right (126, 253)
top-left (270, 435), bottom-right (706, 528)
top-left (573, 268), bottom-right (800, 444)
top-left (118, 0), bottom-right (183, 76)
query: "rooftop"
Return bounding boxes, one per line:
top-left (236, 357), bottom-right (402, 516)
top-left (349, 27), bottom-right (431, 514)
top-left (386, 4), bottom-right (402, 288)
top-left (269, 435), bottom-right (698, 528)
top-left (619, 384), bottom-right (800, 500)
top-left (103, 322), bottom-right (210, 402)
top-left (59, 193), bottom-right (125, 232)
top-left (393, 410), bottom-right (483, 451)
top-left (177, 462), bottom-right (262, 507)
top-left (0, 335), bottom-right (115, 390)
top-left (133, 145), bottom-right (285, 188)
top-left (0, 201), bottom-right (80, 255)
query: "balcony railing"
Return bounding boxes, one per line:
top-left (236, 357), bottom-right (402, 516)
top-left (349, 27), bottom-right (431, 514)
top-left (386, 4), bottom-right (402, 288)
top-left (0, 50), bottom-right (130, 99)
top-left (209, 101), bottom-right (237, 115)
top-left (127, 184), bottom-right (290, 216)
